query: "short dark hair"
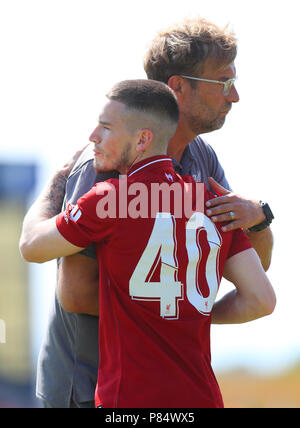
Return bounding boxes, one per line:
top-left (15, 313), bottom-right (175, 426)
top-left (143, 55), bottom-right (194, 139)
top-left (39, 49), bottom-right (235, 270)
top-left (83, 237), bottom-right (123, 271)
top-left (106, 79), bottom-right (179, 126)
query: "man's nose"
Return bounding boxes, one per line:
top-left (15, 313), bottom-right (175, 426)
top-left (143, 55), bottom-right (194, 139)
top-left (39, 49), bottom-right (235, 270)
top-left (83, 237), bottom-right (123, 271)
top-left (226, 84), bottom-right (239, 103)
top-left (89, 127), bottom-right (101, 144)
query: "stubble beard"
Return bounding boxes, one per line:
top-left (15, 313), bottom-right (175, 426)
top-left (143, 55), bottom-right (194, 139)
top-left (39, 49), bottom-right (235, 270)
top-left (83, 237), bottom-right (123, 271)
top-left (93, 141), bottom-right (133, 175)
top-left (188, 114), bottom-right (226, 135)
top-left (186, 96), bottom-right (231, 135)
top-left (187, 102), bottom-right (229, 135)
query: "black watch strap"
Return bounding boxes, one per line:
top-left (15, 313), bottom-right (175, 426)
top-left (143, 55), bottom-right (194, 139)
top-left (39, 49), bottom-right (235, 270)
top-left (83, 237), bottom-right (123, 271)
top-left (248, 202), bottom-right (274, 232)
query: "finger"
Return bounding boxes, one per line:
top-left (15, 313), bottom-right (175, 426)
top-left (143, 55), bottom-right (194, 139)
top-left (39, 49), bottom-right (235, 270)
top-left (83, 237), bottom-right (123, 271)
top-left (221, 220), bottom-right (243, 232)
top-left (206, 203), bottom-right (237, 216)
top-left (207, 177), bottom-right (231, 197)
top-left (210, 211), bottom-right (238, 223)
top-left (206, 195), bottom-right (233, 208)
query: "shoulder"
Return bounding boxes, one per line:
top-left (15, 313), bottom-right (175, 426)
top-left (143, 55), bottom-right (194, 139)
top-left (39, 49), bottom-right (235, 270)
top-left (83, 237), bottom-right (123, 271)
top-left (68, 145), bottom-right (94, 179)
top-left (73, 180), bottom-right (119, 224)
top-left (64, 146), bottom-right (96, 203)
top-left (189, 135), bottom-right (218, 160)
top-left (189, 136), bottom-right (230, 191)
top-left (94, 178), bottom-right (121, 195)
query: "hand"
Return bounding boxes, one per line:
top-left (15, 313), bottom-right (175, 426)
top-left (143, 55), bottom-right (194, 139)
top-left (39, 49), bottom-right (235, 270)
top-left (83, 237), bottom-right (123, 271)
top-left (206, 177), bottom-right (266, 232)
top-left (59, 143), bottom-right (90, 179)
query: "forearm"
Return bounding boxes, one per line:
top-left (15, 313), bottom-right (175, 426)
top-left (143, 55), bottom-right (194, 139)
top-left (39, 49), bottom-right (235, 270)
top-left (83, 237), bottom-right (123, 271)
top-left (246, 227), bottom-right (274, 271)
top-left (23, 170), bottom-right (66, 225)
top-left (212, 289), bottom-right (268, 324)
top-left (20, 145), bottom-right (87, 247)
top-left (19, 171), bottom-right (67, 256)
top-left (19, 170), bottom-right (85, 263)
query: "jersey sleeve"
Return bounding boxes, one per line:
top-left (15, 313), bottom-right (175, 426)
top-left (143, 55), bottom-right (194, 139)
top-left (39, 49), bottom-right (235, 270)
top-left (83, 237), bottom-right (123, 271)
top-left (63, 153), bottom-right (119, 260)
top-left (56, 181), bottom-right (116, 248)
top-left (228, 228), bottom-right (253, 259)
top-left (204, 189), bottom-right (252, 258)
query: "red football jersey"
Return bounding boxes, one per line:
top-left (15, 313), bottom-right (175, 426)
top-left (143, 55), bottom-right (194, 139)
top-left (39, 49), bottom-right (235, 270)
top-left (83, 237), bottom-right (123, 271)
top-left (56, 155), bottom-right (252, 408)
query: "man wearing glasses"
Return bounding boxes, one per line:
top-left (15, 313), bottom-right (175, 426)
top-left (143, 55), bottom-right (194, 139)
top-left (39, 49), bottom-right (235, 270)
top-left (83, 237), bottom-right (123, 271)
top-left (178, 73), bottom-right (237, 131)
top-left (33, 17), bottom-right (274, 408)
top-left (181, 75), bottom-right (236, 97)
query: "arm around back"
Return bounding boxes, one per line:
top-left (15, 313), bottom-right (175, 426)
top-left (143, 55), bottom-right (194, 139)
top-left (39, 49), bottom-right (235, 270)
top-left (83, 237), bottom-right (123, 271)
top-left (19, 216), bottom-right (84, 263)
top-left (19, 153), bottom-right (88, 264)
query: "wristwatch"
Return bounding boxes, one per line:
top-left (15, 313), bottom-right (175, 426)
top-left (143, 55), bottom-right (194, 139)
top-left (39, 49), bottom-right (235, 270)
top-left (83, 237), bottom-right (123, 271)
top-left (248, 202), bottom-right (274, 232)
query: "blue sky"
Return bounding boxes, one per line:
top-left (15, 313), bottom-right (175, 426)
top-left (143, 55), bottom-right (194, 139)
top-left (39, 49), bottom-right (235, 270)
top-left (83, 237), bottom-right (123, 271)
top-left (1, 0), bottom-right (299, 374)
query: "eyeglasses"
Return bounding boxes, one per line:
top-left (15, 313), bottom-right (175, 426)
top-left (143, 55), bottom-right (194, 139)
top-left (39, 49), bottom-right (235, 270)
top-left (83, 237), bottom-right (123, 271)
top-left (180, 75), bottom-right (236, 96)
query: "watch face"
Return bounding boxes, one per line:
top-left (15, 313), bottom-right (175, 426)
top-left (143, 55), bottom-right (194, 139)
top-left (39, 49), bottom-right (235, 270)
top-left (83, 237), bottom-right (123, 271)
top-left (262, 203), bottom-right (274, 222)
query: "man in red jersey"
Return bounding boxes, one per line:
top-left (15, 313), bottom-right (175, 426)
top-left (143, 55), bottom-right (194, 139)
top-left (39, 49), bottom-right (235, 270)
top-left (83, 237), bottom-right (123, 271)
top-left (20, 80), bottom-right (276, 408)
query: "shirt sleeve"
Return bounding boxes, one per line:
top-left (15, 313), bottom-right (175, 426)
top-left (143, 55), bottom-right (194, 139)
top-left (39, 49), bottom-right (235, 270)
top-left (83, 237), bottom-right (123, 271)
top-left (56, 182), bottom-right (116, 249)
top-left (63, 153), bottom-right (119, 260)
top-left (227, 228), bottom-right (253, 259)
top-left (205, 190), bottom-right (252, 258)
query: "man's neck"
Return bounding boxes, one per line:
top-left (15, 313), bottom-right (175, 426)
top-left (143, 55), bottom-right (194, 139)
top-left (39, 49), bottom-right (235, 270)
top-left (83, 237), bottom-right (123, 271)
top-left (121, 149), bottom-right (167, 175)
top-left (167, 124), bottom-right (197, 163)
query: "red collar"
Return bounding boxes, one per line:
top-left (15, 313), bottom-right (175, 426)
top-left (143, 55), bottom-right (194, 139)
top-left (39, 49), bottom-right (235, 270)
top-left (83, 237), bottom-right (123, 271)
top-left (127, 155), bottom-right (173, 178)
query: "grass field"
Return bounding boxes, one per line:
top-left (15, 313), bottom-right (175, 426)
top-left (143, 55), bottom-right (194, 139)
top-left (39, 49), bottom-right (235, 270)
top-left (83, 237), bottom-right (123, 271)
top-left (0, 201), bottom-right (31, 383)
top-left (216, 362), bottom-right (300, 408)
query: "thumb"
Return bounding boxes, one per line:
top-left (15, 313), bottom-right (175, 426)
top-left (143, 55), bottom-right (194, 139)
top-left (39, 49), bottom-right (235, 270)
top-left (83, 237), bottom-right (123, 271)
top-left (208, 177), bottom-right (230, 196)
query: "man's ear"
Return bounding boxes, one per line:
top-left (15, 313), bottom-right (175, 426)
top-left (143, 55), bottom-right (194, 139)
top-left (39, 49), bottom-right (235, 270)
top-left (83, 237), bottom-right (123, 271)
top-left (168, 75), bottom-right (185, 96)
top-left (136, 129), bottom-right (153, 153)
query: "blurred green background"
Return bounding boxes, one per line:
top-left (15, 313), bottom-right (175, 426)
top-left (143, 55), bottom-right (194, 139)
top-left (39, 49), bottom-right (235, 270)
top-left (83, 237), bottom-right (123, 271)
top-left (0, 164), bottom-right (40, 407)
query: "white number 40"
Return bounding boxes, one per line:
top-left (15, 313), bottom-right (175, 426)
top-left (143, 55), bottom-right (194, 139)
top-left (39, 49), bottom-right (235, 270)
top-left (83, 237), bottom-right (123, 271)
top-left (129, 212), bottom-right (222, 320)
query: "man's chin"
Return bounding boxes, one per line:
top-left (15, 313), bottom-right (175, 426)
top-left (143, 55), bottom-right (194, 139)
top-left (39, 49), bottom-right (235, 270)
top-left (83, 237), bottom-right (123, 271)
top-left (93, 159), bottom-right (107, 174)
top-left (190, 114), bottom-right (226, 135)
top-left (208, 116), bottom-right (226, 133)
top-left (215, 117), bottom-right (226, 130)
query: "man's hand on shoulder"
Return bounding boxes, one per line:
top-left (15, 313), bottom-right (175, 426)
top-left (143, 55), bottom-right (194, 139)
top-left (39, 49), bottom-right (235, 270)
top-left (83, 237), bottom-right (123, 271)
top-left (206, 177), bottom-right (274, 271)
top-left (205, 177), bottom-right (265, 232)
